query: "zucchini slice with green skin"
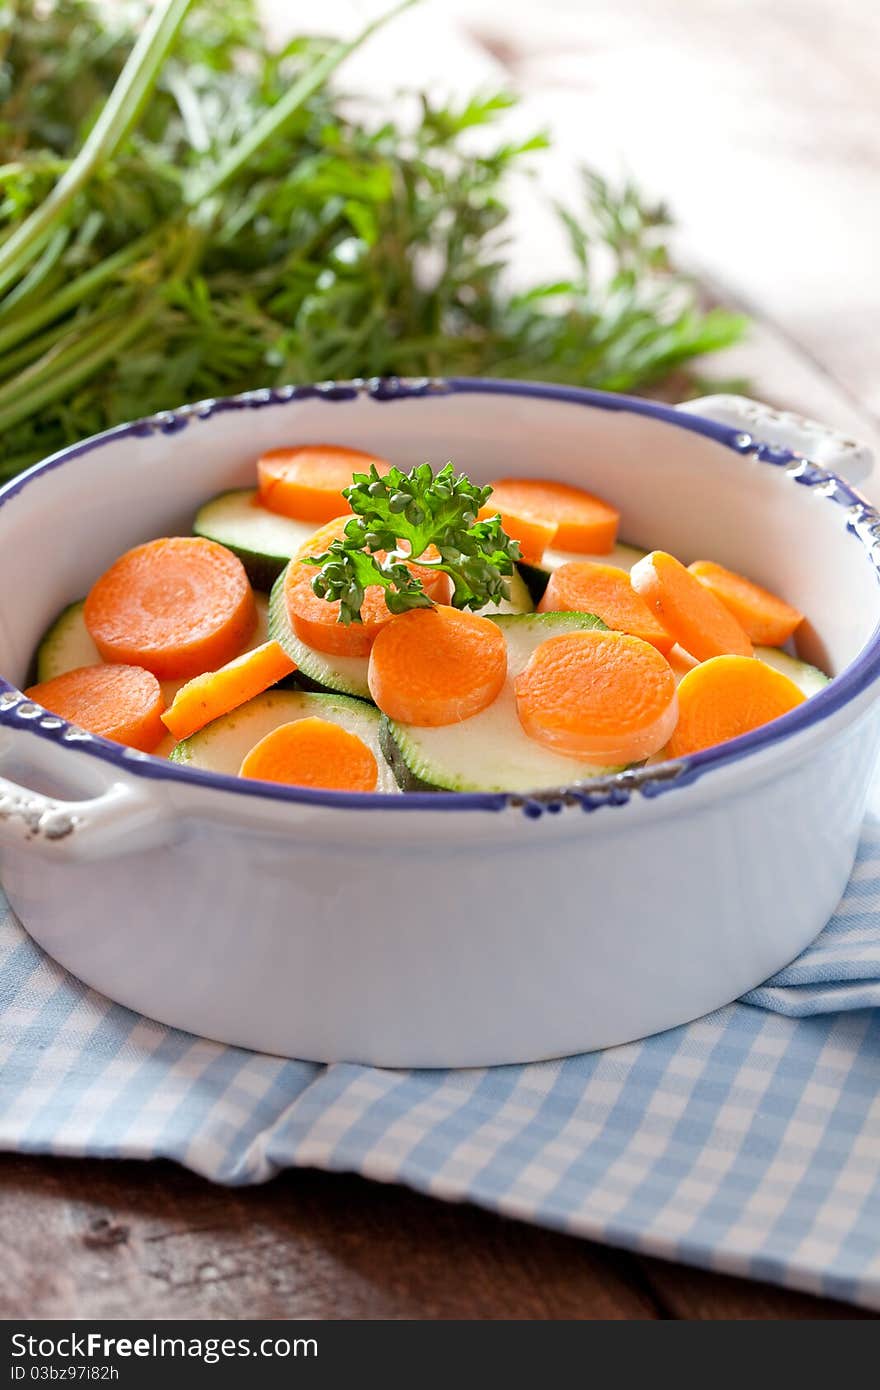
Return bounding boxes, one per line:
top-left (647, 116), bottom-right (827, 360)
top-left (382, 611), bottom-right (625, 794)
top-left (518, 540), bottom-right (648, 603)
top-left (34, 599), bottom-right (101, 684)
top-left (755, 646), bottom-right (830, 697)
top-left (34, 594), bottom-right (270, 702)
top-left (269, 567), bottom-right (372, 700)
top-left (478, 566), bottom-right (534, 616)
top-left (193, 489), bottom-right (320, 590)
top-left (170, 688), bottom-right (398, 792)
top-left (268, 560), bottom-right (534, 702)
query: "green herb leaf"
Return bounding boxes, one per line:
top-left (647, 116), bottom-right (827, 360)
top-left (304, 462), bottom-right (521, 623)
top-left (0, 1), bottom-right (747, 484)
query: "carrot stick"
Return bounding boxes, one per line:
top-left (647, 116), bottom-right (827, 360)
top-left (161, 639), bottom-right (296, 742)
top-left (485, 478), bottom-right (619, 554)
top-left (538, 561), bottom-right (674, 652)
top-left (667, 644), bottom-right (699, 684)
top-left (239, 716), bottom-right (378, 791)
top-left (257, 444), bottom-right (391, 523)
top-left (368, 605), bottom-right (507, 726)
top-left (26, 663), bottom-right (165, 752)
top-left (688, 560), bottom-right (804, 646)
top-left (514, 629), bottom-right (677, 764)
top-left (477, 504), bottom-right (557, 565)
top-left (668, 654), bottom-right (806, 757)
top-left (284, 525), bottom-right (451, 658)
top-left (85, 537), bottom-right (257, 680)
top-left (630, 551), bottom-right (753, 662)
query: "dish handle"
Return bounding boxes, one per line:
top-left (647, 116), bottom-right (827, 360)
top-left (0, 721), bottom-right (170, 862)
top-left (678, 394), bottom-right (874, 486)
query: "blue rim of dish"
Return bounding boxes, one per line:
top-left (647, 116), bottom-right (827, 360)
top-left (2, 375), bottom-right (879, 819)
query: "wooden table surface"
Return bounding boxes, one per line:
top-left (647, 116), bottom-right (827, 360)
top-left (1, 1155), bottom-right (872, 1320)
top-left (3, 0), bottom-right (879, 1322)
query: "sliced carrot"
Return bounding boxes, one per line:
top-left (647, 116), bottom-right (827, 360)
top-left (284, 526), bottom-right (451, 659)
top-left (485, 478), bottom-right (619, 554)
top-left (537, 561), bottom-right (674, 653)
top-left (514, 630), bottom-right (677, 764)
top-left (688, 560), bottom-right (804, 647)
top-left (285, 566), bottom-right (386, 658)
top-left (161, 640), bottom-right (296, 742)
top-left (368, 605), bottom-right (507, 726)
top-left (239, 717), bottom-right (378, 791)
top-left (294, 514), bottom-right (352, 561)
top-left (294, 515), bottom-right (448, 569)
top-left (477, 504), bottom-right (557, 565)
top-left (630, 551), bottom-right (753, 662)
top-left (668, 654), bottom-right (806, 758)
top-left (25, 664), bottom-right (165, 753)
top-left (257, 444), bottom-right (391, 523)
top-left (84, 537), bottom-right (256, 681)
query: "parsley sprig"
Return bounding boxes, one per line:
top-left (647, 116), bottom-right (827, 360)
top-left (305, 463), bottom-right (520, 624)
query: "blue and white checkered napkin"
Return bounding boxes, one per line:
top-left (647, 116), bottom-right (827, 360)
top-left (3, 818), bottom-right (880, 1310)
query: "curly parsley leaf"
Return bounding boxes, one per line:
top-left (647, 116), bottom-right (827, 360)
top-left (305, 462), bottom-right (521, 624)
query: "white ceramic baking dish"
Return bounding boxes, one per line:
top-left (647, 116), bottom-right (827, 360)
top-left (1, 379), bottom-right (878, 1067)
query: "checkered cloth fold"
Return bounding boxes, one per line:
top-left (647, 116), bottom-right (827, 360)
top-left (3, 818), bottom-right (880, 1309)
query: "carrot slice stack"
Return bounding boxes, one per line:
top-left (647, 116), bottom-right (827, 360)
top-left (668, 655), bottom-right (806, 757)
top-left (514, 630), bottom-right (677, 764)
top-left (538, 561), bottom-right (674, 653)
top-left (84, 537), bottom-right (256, 681)
top-left (477, 504), bottom-right (557, 565)
top-left (257, 445), bottom-right (391, 523)
top-left (161, 640), bottom-right (296, 742)
top-left (26, 664), bottom-right (165, 752)
top-left (285, 518), bottom-right (451, 658)
top-left (368, 606), bottom-right (507, 726)
top-left (284, 562), bottom-right (449, 659)
top-left (485, 478), bottom-right (620, 554)
top-left (239, 717), bottom-right (378, 791)
top-left (630, 551), bottom-right (753, 662)
top-left (688, 560), bottom-right (804, 647)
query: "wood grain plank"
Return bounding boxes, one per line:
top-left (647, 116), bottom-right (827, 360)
top-left (635, 1254), bottom-right (874, 1320)
top-left (2, 1153), bottom-right (873, 1320)
top-left (0, 1156), bottom-right (658, 1321)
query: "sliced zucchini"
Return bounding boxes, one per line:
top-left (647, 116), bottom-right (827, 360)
top-left (34, 599), bottom-right (101, 683)
top-left (478, 566), bottom-right (534, 616)
top-left (269, 557), bottom-right (534, 700)
top-left (519, 540), bottom-right (648, 603)
top-left (268, 567), bottom-right (371, 699)
top-left (382, 611), bottom-right (624, 794)
top-left (193, 489), bottom-right (319, 590)
top-left (546, 541), bottom-right (648, 573)
top-left (756, 646), bottom-right (830, 697)
top-left (34, 593), bottom-right (270, 706)
top-left (170, 688), bottom-right (397, 792)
